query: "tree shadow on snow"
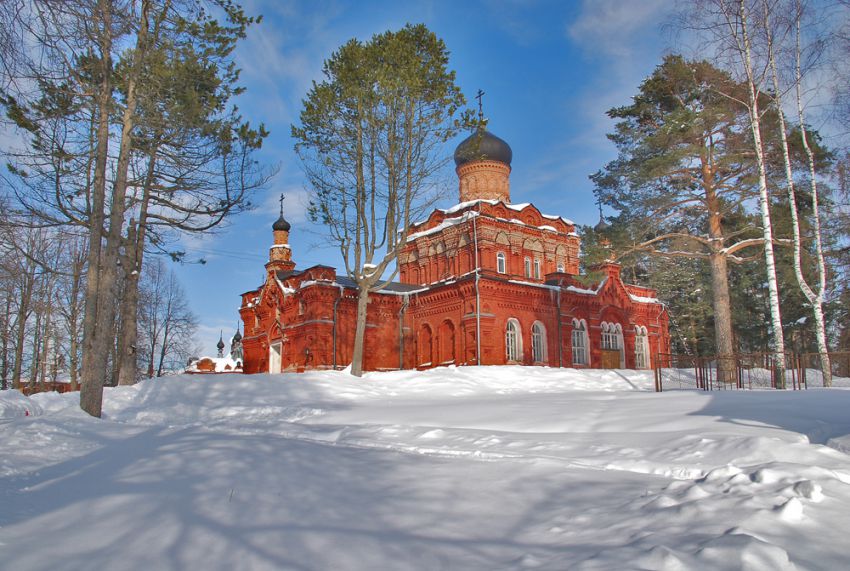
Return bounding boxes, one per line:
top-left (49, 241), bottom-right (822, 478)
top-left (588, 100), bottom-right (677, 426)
top-left (684, 389), bottom-right (850, 446)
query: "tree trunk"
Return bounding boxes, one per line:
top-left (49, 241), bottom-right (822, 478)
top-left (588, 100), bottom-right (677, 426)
top-left (12, 279), bottom-right (32, 389)
top-left (1, 295), bottom-right (11, 390)
top-left (68, 252), bottom-right (84, 391)
top-left (117, 229), bottom-right (141, 385)
top-left (739, 0), bottom-right (786, 386)
top-left (350, 286), bottom-right (370, 376)
top-left (118, 152), bottom-right (156, 386)
top-left (80, 0), bottom-right (114, 417)
top-left (39, 305), bottom-right (52, 386)
top-left (29, 311), bottom-right (41, 389)
top-left (156, 319), bottom-right (170, 377)
top-left (703, 153), bottom-right (736, 382)
top-left (792, 3), bottom-right (832, 386)
top-left (708, 252), bottom-right (736, 382)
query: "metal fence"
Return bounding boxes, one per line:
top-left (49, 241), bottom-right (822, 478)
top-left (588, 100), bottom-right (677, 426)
top-left (798, 352), bottom-right (850, 385)
top-left (653, 352), bottom-right (822, 392)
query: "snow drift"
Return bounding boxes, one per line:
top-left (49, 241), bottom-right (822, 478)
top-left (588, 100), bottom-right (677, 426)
top-left (2, 366), bottom-right (850, 570)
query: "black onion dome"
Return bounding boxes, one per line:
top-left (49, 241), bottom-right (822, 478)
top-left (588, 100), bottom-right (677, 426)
top-left (233, 329), bottom-right (242, 342)
top-left (272, 214), bottom-right (291, 232)
top-left (216, 336), bottom-right (225, 350)
top-left (594, 216), bottom-right (610, 233)
top-left (453, 128), bottom-right (512, 167)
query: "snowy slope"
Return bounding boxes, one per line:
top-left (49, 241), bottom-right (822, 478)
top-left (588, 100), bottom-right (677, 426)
top-left (2, 366), bottom-right (850, 570)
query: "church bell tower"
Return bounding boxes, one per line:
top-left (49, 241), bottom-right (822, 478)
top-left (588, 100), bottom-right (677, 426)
top-left (266, 194), bottom-right (295, 274)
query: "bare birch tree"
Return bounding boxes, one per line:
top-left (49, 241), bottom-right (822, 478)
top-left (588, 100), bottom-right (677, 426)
top-left (1, 0), bottom-right (265, 414)
top-left (761, 0), bottom-right (833, 385)
top-left (685, 0), bottom-right (788, 383)
top-left (293, 24), bottom-right (470, 376)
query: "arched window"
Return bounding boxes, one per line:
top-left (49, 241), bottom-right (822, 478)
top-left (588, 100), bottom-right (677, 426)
top-left (506, 319), bottom-right (521, 362)
top-left (439, 320), bottom-right (456, 364)
top-left (496, 252), bottom-right (506, 274)
top-left (635, 325), bottom-right (650, 369)
top-left (419, 324), bottom-right (433, 366)
top-left (532, 322), bottom-right (547, 363)
top-left (571, 319), bottom-right (588, 365)
top-left (533, 258), bottom-right (541, 279)
top-left (524, 257), bottom-right (532, 278)
top-left (601, 322), bottom-right (625, 367)
top-left (555, 245), bottom-right (568, 274)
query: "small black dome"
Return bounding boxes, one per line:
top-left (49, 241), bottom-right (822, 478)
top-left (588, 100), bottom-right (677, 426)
top-left (454, 128), bottom-right (512, 167)
top-left (216, 336), bottom-right (225, 350)
top-left (272, 215), bottom-right (291, 232)
top-left (594, 216), bottom-right (610, 233)
top-left (233, 329), bottom-right (242, 342)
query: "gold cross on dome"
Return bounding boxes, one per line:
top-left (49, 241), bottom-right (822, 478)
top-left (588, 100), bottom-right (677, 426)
top-left (476, 89), bottom-right (485, 121)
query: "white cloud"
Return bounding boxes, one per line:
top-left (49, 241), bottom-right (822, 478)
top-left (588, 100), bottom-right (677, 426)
top-left (567, 0), bottom-right (670, 58)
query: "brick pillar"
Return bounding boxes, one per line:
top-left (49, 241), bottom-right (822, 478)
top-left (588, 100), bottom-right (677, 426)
top-left (266, 229), bottom-right (295, 273)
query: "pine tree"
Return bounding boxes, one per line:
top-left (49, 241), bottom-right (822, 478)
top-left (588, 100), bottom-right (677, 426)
top-left (592, 55), bottom-right (765, 381)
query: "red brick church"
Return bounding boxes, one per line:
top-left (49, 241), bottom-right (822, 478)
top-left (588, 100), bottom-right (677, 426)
top-left (239, 126), bottom-right (670, 373)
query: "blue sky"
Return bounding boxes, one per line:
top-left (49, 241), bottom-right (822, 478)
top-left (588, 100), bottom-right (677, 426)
top-left (182, 0), bottom-right (676, 355)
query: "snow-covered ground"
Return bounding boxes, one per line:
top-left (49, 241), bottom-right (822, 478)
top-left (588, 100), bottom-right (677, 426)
top-left (2, 366), bottom-right (850, 570)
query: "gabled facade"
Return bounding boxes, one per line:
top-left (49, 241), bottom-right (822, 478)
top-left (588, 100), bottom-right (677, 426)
top-left (239, 126), bottom-right (670, 374)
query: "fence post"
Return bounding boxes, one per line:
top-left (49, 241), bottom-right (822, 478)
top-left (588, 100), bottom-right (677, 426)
top-left (654, 361), bottom-right (661, 392)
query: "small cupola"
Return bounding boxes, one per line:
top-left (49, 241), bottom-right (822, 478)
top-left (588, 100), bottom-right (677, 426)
top-left (266, 194), bottom-right (295, 273)
top-left (272, 212), bottom-right (291, 232)
top-left (594, 201), bottom-right (610, 233)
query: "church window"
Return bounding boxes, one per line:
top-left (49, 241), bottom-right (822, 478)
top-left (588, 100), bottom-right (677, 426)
top-left (557, 262), bottom-right (565, 273)
top-left (506, 319), bottom-right (521, 362)
top-left (497, 252), bottom-right (506, 274)
top-left (571, 319), bottom-right (588, 365)
top-left (533, 258), bottom-right (541, 279)
top-left (601, 322), bottom-right (625, 367)
top-left (532, 322), bottom-right (547, 362)
top-left (524, 257), bottom-right (531, 278)
top-left (635, 325), bottom-right (650, 369)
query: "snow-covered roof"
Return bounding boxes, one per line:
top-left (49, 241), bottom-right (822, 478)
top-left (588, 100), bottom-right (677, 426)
top-left (431, 199), bottom-right (574, 226)
top-left (186, 356), bottom-right (243, 373)
top-left (628, 292), bottom-right (661, 304)
top-left (406, 211), bottom-right (478, 241)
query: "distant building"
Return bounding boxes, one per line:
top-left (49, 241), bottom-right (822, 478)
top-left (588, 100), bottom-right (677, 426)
top-left (186, 328), bottom-right (244, 374)
top-left (239, 125), bottom-right (670, 373)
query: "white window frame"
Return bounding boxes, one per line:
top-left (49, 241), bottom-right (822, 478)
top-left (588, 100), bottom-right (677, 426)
top-left (524, 257), bottom-right (531, 278)
top-left (571, 319), bottom-right (588, 366)
top-left (506, 319), bottom-right (522, 362)
top-left (533, 258), bottom-right (541, 279)
top-left (531, 321), bottom-right (547, 363)
top-left (496, 252), bottom-right (506, 274)
top-left (635, 325), bottom-right (650, 369)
